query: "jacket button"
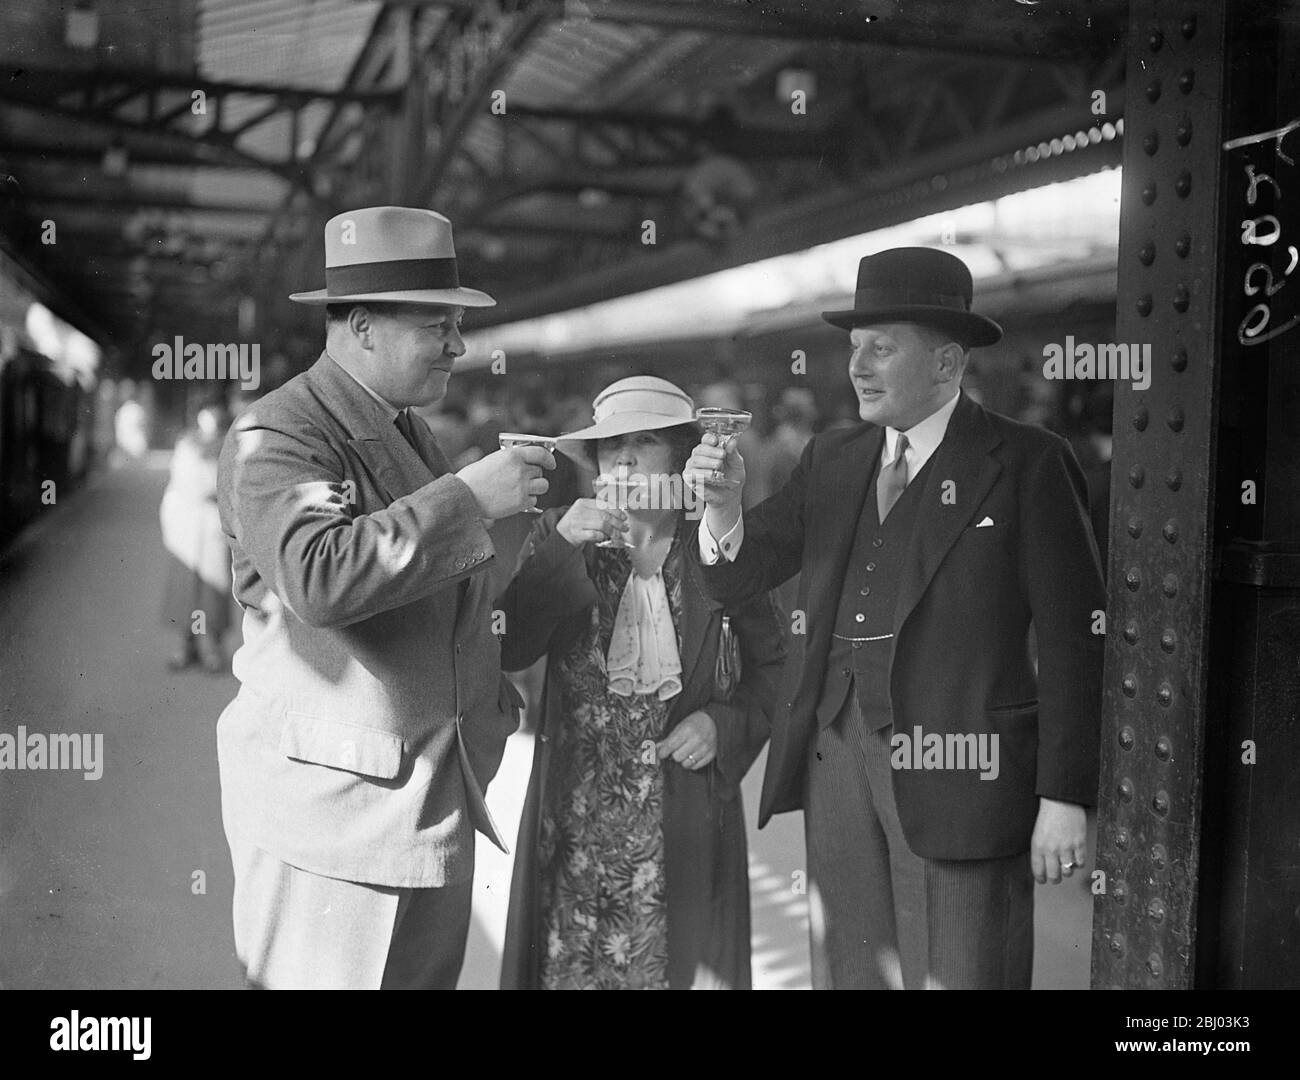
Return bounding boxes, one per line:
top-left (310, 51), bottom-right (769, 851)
top-left (841, 667), bottom-right (851, 678)
top-left (872, 538), bottom-right (883, 548)
top-left (854, 613), bottom-right (865, 623)
top-left (860, 586), bottom-right (870, 596)
top-left (866, 562), bottom-right (876, 572)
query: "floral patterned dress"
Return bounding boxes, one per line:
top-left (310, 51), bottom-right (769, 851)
top-left (535, 535), bottom-right (684, 990)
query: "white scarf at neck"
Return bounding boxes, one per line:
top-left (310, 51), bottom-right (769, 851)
top-left (606, 569), bottom-right (683, 700)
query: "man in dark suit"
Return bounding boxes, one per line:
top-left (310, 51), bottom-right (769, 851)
top-left (217, 206), bottom-right (554, 988)
top-left (686, 247), bottom-right (1104, 989)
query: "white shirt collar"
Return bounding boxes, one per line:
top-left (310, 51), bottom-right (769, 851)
top-left (883, 390), bottom-right (961, 472)
top-left (329, 355), bottom-right (401, 420)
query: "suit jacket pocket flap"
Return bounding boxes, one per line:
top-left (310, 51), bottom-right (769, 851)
top-left (986, 699), bottom-right (1039, 718)
top-left (280, 712), bottom-right (404, 780)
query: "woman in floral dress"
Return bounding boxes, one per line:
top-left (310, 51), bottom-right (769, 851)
top-left (499, 376), bottom-right (786, 990)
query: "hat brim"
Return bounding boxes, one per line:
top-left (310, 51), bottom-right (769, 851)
top-left (289, 286), bottom-right (496, 308)
top-left (558, 414), bottom-right (698, 442)
top-left (820, 304), bottom-right (1002, 346)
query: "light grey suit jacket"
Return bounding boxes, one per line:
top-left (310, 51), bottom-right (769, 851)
top-left (216, 353), bottom-right (520, 889)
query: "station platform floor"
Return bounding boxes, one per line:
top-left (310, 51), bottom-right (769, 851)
top-left (0, 456), bottom-right (1093, 990)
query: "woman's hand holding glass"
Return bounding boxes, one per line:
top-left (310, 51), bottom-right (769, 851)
top-left (656, 710), bottom-right (717, 770)
top-left (556, 498), bottom-right (629, 548)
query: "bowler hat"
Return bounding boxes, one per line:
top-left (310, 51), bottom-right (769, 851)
top-left (289, 206), bottom-right (495, 308)
top-left (559, 376), bottom-right (696, 442)
top-left (821, 247), bottom-right (1002, 346)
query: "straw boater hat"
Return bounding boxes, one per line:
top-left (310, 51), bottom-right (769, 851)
top-left (821, 247), bottom-right (1002, 346)
top-left (559, 376), bottom-right (696, 441)
top-left (289, 206), bottom-right (495, 308)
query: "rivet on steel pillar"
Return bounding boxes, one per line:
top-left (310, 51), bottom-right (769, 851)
top-left (1091, 0), bottom-right (1229, 990)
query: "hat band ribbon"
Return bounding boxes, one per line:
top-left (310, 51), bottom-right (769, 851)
top-left (852, 287), bottom-right (970, 312)
top-left (326, 257), bottom-right (460, 295)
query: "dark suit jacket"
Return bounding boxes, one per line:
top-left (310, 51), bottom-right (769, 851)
top-left (496, 508), bottom-right (786, 988)
top-left (692, 392), bottom-right (1105, 860)
top-left (216, 353), bottom-right (520, 889)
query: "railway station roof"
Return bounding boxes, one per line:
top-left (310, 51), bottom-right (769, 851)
top-left (0, 0), bottom-right (1128, 375)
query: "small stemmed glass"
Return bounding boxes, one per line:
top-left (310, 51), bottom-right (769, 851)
top-left (593, 468), bottom-right (651, 548)
top-left (498, 432), bottom-right (558, 514)
top-left (694, 407), bottom-right (752, 487)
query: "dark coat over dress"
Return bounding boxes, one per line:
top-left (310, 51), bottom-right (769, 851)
top-left (498, 507), bottom-right (786, 989)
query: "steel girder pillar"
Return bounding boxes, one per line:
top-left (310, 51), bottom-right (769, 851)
top-left (1199, 1), bottom-right (1300, 990)
top-left (1093, 0), bottom-right (1300, 990)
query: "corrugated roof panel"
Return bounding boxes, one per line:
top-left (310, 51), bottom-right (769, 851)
top-left (197, 0), bottom-right (382, 91)
top-left (586, 31), bottom-right (709, 106)
top-left (503, 18), bottom-right (665, 105)
top-left (195, 0), bottom-right (382, 187)
top-left (616, 36), bottom-right (802, 111)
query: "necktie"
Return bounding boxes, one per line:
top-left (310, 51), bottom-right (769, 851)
top-left (877, 432), bottom-right (909, 522)
top-left (392, 408), bottom-right (418, 454)
top-left (397, 405), bottom-right (439, 473)
top-left (395, 408), bottom-right (449, 477)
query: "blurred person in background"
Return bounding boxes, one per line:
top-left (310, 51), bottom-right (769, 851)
top-left (113, 378), bottom-right (149, 461)
top-left (498, 375), bottom-right (785, 990)
top-left (92, 378), bottom-right (119, 471)
top-left (160, 401), bottom-right (232, 673)
top-left (766, 386), bottom-right (819, 493)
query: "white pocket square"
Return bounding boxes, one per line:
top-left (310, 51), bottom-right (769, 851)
top-left (975, 516), bottom-right (995, 528)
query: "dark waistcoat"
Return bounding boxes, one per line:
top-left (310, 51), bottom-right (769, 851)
top-left (815, 448), bottom-right (936, 731)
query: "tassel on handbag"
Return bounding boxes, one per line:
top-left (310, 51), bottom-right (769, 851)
top-left (714, 614), bottom-right (742, 700)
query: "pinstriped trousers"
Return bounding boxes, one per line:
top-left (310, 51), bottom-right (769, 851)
top-left (804, 687), bottom-right (1034, 990)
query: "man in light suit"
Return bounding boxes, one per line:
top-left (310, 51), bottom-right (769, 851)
top-left (686, 248), bottom-right (1104, 989)
top-left (216, 206), bottom-right (554, 989)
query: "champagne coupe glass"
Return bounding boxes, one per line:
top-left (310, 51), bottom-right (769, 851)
top-left (498, 432), bottom-right (558, 514)
top-left (593, 468), bottom-right (651, 548)
top-left (694, 407), bottom-right (752, 487)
